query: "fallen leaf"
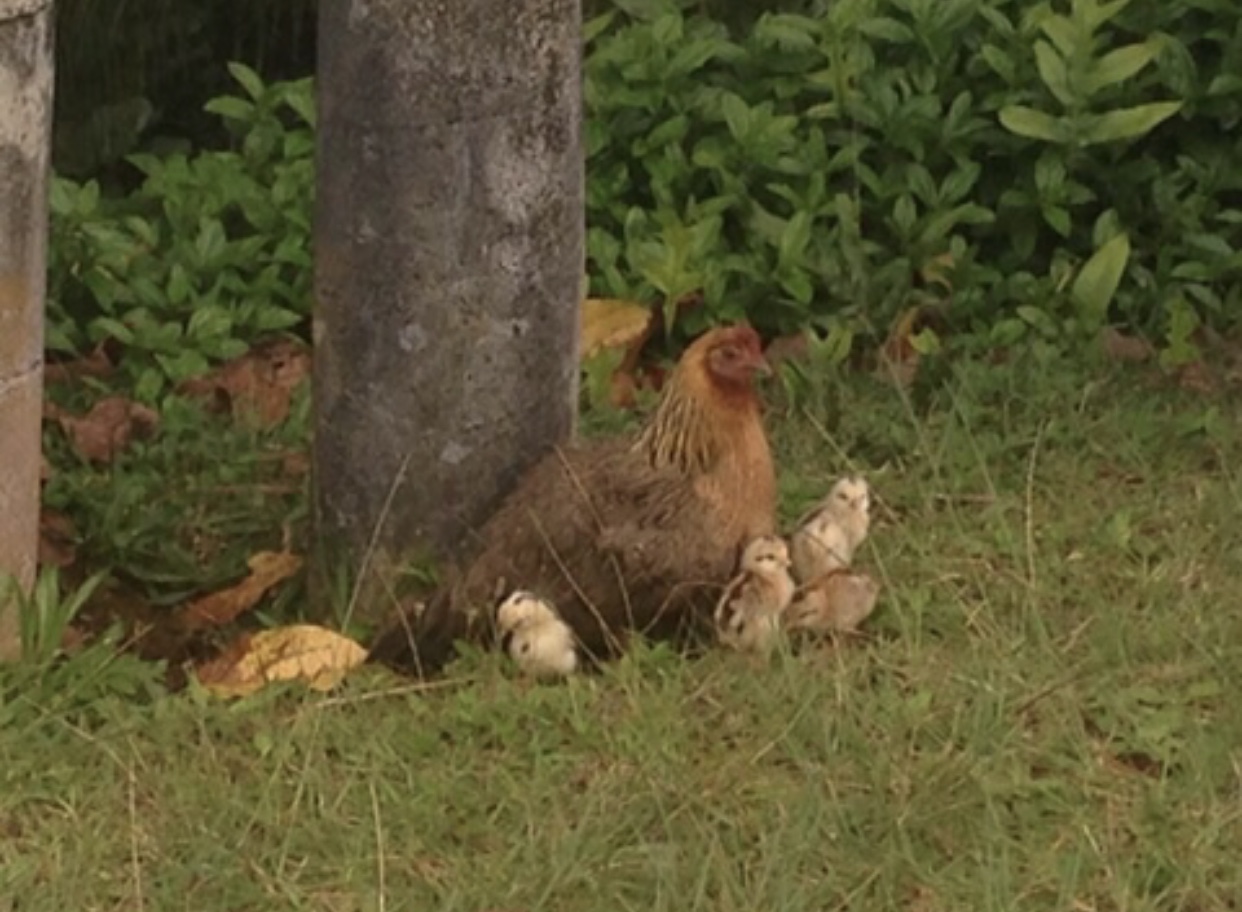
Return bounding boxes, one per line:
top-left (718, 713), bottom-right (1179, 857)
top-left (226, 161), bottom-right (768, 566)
top-left (43, 342), bottom-right (116, 385)
top-left (1100, 326), bottom-right (1154, 363)
top-left (280, 450), bottom-right (311, 477)
top-left (878, 303), bottom-right (948, 388)
top-left (919, 252), bottom-right (956, 292)
top-left (1176, 360), bottom-right (1218, 395)
top-left (763, 331), bottom-right (810, 368)
top-left (179, 338), bottom-right (311, 427)
top-left (55, 396), bottom-right (160, 464)
top-left (580, 298), bottom-right (653, 361)
top-left (196, 624), bottom-right (367, 697)
top-left (178, 550), bottom-right (303, 631)
top-left (37, 509), bottom-right (78, 569)
top-left (879, 306), bottom-right (926, 388)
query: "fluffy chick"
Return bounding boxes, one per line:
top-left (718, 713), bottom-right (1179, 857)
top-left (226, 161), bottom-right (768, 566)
top-left (789, 475), bottom-right (871, 583)
top-left (496, 591), bottom-right (579, 679)
top-left (784, 570), bottom-right (880, 635)
top-left (713, 535), bottom-right (796, 654)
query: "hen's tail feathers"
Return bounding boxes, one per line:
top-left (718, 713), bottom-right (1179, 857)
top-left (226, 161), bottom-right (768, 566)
top-left (366, 587), bottom-right (466, 678)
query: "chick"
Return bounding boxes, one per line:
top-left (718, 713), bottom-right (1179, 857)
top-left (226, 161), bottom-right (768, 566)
top-left (496, 590), bottom-right (579, 679)
top-left (789, 475), bottom-right (871, 583)
top-left (784, 570), bottom-right (880, 636)
top-left (713, 535), bottom-right (796, 655)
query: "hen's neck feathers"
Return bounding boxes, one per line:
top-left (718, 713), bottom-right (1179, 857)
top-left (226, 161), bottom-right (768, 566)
top-left (634, 351), bottom-right (760, 475)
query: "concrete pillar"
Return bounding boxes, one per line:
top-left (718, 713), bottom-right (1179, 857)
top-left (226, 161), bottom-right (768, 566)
top-left (312, 0), bottom-right (583, 590)
top-left (0, 0), bottom-right (53, 661)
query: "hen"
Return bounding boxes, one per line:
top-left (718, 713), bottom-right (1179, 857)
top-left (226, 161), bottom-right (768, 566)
top-left (369, 323), bottom-right (777, 675)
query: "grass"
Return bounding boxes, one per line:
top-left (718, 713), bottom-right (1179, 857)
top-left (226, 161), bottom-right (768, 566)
top-left (3, 350), bottom-right (1241, 911)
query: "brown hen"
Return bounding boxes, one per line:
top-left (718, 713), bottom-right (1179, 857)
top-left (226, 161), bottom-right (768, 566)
top-left (369, 323), bottom-right (777, 675)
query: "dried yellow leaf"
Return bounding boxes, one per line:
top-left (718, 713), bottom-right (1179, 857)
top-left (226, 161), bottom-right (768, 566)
top-left (580, 297), bottom-right (653, 361)
top-left (198, 624), bottom-right (367, 698)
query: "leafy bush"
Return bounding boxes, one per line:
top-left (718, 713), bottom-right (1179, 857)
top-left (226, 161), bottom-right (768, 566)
top-left (583, 0), bottom-right (1242, 354)
top-left (46, 1), bottom-right (1242, 385)
top-left (48, 64), bottom-right (314, 401)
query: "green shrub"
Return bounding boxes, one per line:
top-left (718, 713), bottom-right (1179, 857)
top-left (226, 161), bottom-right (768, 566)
top-left (46, 1), bottom-right (1242, 382)
top-left (583, 0), bottom-right (1242, 353)
top-left (48, 64), bottom-right (314, 401)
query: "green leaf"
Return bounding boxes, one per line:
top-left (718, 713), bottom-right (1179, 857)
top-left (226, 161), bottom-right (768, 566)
top-left (1042, 205), bottom-right (1072, 237)
top-left (156, 349), bottom-right (211, 381)
top-left (1071, 232), bottom-right (1130, 326)
top-left (583, 11), bottom-right (617, 44)
top-left (858, 17), bottom-right (914, 43)
top-left (227, 62), bottom-right (265, 101)
top-left (940, 163), bottom-right (980, 204)
top-left (1082, 42), bottom-right (1159, 95)
top-left (979, 44), bottom-right (1015, 82)
top-left (167, 264), bottom-right (192, 305)
top-left (1034, 41), bottom-right (1075, 106)
top-left (1038, 15), bottom-right (1078, 57)
top-left (999, 106), bottom-right (1070, 143)
top-left (1017, 304), bottom-right (1060, 338)
top-left (754, 13), bottom-right (820, 50)
top-left (1207, 74), bottom-right (1242, 97)
top-left (779, 269), bottom-right (814, 306)
top-left (204, 96), bottom-right (255, 122)
top-left (778, 211), bottom-right (813, 271)
top-left (195, 219), bottom-right (227, 265)
top-left (1076, 0), bottom-right (1134, 32)
top-left (720, 92), bottom-right (750, 142)
top-left (187, 305), bottom-right (234, 340)
top-left (652, 13), bottom-right (683, 46)
top-left (90, 316), bottom-right (135, 345)
top-left (1077, 102), bottom-right (1182, 145)
top-left (893, 195), bottom-right (917, 235)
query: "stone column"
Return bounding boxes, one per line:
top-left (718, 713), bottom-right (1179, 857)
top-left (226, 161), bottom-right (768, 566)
top-left (312, 0), bottom-right (583, 593)
top-left (0, 0), bottom-right (53, 660)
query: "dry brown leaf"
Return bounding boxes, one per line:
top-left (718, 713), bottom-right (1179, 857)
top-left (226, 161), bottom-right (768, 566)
top-left (56, 396), bottom-right (160, 464)
top-left (879, 305), bottom-right (926, 388)
top-left (580, 298), bottom-right (654, 361)
top-left (919, 252), bottom-right (956, 291)
top-left (1176, 360), bottom-right (1218, 395)
top-left (37, 509), bottom-right (78, 569)
top-left (179, 550), bottom-right (302, 632)
top-left (762, 331), bottom-right (810, 369)
top-left (43, 342), bottom-right (115, 385)
top-left (196, 624), bottom-right (367, 697)
top-left (280, 450), bottom-right (311, 477)
top-left (179, 338), bottom-right (311, 427)
top-left (1100, 326), bottom-right (1154, 363)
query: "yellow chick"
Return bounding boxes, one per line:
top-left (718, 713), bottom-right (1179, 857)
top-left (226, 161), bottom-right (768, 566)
top-left (713, 535), bottom-right (796, 655)
top-left (789, 475), bottom-right (871, 583)
top-left (496, 590), bottom-right (579, 679)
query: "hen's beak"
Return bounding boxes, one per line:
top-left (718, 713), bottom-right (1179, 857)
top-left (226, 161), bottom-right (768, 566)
top-left (748, 350), bottom-right (774, 378)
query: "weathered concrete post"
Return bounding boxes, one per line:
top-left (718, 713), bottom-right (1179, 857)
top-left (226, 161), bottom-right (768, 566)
top-left (313, 0), bottom-right (583, 596)
top-left (0, 0), bottom-right (53, 661)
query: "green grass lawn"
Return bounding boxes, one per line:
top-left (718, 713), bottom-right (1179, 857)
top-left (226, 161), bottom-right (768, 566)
top-left (4, 353), bottom-right (1240, 911)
